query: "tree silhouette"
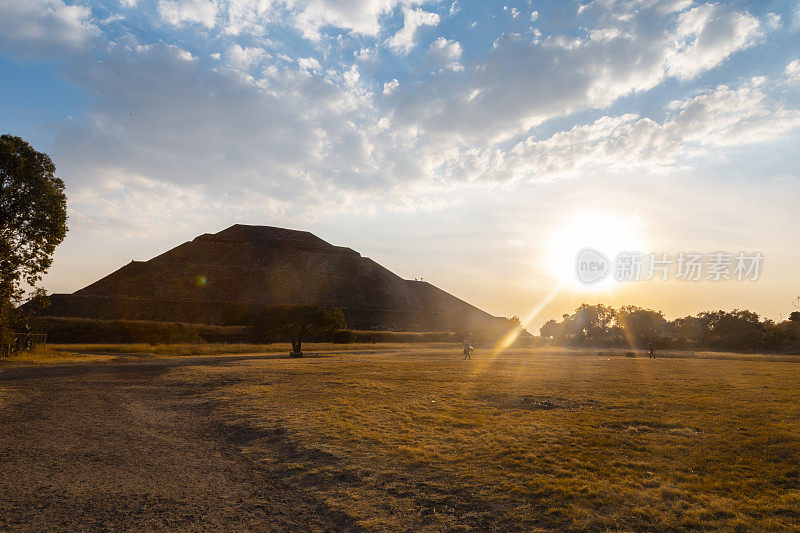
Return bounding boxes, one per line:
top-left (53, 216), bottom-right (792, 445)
top-left (1, 135), bottom-right (68, 350)
top-left (252, 305), bottom-right (346, 356)
top-left (540, 303), bottom-right (800, 352)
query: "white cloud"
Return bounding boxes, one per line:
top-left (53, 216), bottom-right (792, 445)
top-left (222, 0), bottom-right (274, 35)
top-left (427, 37), bottom-right (462, 68)
top-left (158, 0), bottom-right (219, 28)
top-left (786, 59), bottom-right (800, 82)
top-left (222, 0), bottom-right (429, 41)
top-left (662, 81), bottom-right (800, 146)
top-left (44, 2), bottom-right (786, 227)
top-left (666, 4), bottom-right (762, 79)
top-left (391, 1), bottom-right (766, 149)
top-left (0, 0), bottom-right (98, 57)
top-left (354, 46), bottom-right (377, 63)
top-left (156, 0), bottom-right (441, 46)
top-left (46, 39), bottom-right (397, 227)
top-left (297, 56), bottom-right (321, 71)
top-left (177, 49), bottom-right (196, 61)
top-left (449, 1), bottom-right (459, 16)
top-left (452, 80), bottom-right (800, 183)
top-left (100, 14), bottom-right (126, 24)
top-left (765, 13), bottom-right (782, 30)
top-left (386, 7), bottom-right (440, 54)
top-left (531, 10), bottom-right (538, 22)
top-left (383, 78), bottom-right (399, 94)
top-left (224, 44), bottom-right (269, 71)
top-left (3, 0), bottom-right (796, 239)
top-left (291, 0), bottom-right (399, 39)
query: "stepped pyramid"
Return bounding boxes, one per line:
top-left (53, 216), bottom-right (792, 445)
top-left (47, 224), bottom-right (508, 332)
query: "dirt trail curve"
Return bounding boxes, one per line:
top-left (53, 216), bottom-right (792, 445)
top-left (0, 356), bottom-right (364, 531)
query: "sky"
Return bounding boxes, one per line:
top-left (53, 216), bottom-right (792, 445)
top-left (1, 0), bottom-right (799, 331)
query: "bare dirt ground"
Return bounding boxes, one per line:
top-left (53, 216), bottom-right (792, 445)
top-left (0, 355), bottom-right (364, 531)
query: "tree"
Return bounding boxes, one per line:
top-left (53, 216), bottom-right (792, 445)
top-left (1, 135), bottom-right (68, 349)
top-left (789, 311), bottom-right (800, 322)
top-left (616, 305), bottom-right (668, 347)
top-left (573, 303), bottom-right (615, 345)
top-left (252, 305), bottom-right (346, 356)
top-left (695, 309), bottom-right (764, 350)
top-left (764, 318), bottom-right (800, 352)
top-left (539, 319), bottom-right (561, 339)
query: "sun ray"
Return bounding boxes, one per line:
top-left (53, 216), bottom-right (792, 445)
top-left (464, 286), bottom-right (563, 381)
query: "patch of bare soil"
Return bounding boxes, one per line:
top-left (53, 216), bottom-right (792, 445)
top-left (482, 393), bottom-right (598, 411)
top-left (0, 358), bottom-right (365, 531)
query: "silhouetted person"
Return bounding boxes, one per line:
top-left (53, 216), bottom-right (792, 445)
top-left (463, 342), bottom-right (473, 360)
top-left (648, 343), bottom-right (655, 359)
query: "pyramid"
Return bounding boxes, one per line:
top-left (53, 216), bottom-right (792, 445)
top-left (46, 225), bottom-right (508, 332)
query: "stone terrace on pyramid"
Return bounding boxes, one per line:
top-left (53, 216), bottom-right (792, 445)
top-left (47, 225), bottom-right (508, 332)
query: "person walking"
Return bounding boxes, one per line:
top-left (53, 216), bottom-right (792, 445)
top-left (648, 342), bottom-right (655, 359)
top-left (463, 342), bottom-right (473, 360)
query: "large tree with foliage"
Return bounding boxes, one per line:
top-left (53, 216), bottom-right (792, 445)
top-left (0, 135), bottom-right (68, 347)
top-left (615, 305), bottom-right (669, 346)
top-left (251, 305), bottom-right (346, 356)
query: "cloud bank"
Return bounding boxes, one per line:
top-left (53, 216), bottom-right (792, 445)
top-left (1, 0), bottom-right (798, 237)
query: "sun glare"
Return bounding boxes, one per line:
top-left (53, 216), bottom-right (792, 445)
top-left (545, 212), bottom-right (646, 291)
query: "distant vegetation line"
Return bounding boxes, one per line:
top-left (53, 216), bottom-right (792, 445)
top-left (32, 316), bottom-right (461, 345)
top-left (540, 304), bottom-right (800, 353)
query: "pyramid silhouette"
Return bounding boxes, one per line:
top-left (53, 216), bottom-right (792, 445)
top-left (46, 225), bottom-right (506, 332)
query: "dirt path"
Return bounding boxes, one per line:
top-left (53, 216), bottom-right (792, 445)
top-left (0, 357), bottom-right (364, 531)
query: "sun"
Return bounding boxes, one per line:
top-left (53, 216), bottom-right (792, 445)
top-left (544, 211), bottom-right (646, 290)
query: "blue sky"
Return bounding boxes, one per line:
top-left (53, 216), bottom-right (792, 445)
top-left (1, 0), bottom-right (799, 328)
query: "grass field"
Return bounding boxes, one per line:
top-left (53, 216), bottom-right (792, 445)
top-left (4, 344), bottom-right (799, 530)
top-left (143, 347), bottom-right (800, 531)
top-left (1, 342), bottom-right (454, 363)
top-left (8, 342), bottom-right (798, 363)
top-left (2, 346), bottom-right (117, 364)
top-left (48, 342), bottom-right (455, 356)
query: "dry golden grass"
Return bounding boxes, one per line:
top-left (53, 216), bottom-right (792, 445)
top-left (46, 342), bottom-right (454, 357)
top-left (3, 346), bottom-right (115, 364)
top-left (527, 346), bottom-right (800, 363)
top-left (1, 342), bottom-right (453, 365)
top-left (165, 348), bottom-right (800, 531)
